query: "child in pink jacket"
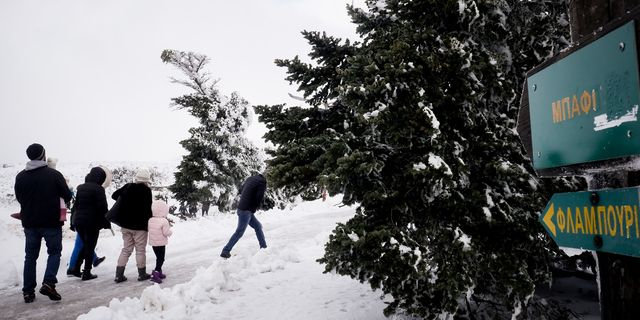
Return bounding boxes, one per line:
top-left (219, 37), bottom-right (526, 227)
top-left (149, 200), bottom-right (173, 283)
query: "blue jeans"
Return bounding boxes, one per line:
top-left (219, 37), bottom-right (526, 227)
top-left (69, 234), bottom-right (98, 270)
top-left (23, 227), bottom-right (62, 293)
top-left (222, 210), bottom-right (267, 253)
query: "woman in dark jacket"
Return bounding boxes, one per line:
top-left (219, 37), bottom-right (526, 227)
top-left (72, 167), bottom-right (110, 280)
top-left (112, 168), bottom-right (153, 283)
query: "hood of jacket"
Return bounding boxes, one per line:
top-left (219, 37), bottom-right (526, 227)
top-left (151, 200), bottom-right (169, 218)
top-left (25, 160), bottom-right (48, 171)
top-left (85, 167), bottom-right (106, 185)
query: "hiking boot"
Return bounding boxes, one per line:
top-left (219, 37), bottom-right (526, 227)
top-left (150, 270), bottom-right (162, 284)
top-left (39, 283), bottom-right (61, 301)
top-left (81, 271), bottom-right (98, 281)
top-left (114, 266), bottom-right (127, 283)
top-left (93, 256), bottom-right (106, 267)
top-left (158, 271), bottom-right (166, 279)
top-left (23, 292), bottom-right (35, 303)
top-left (67, 268), bottom-right (82, 278)
top-left (137, 267), bottom-right (151, 281)
top-left (220, 251), bottom-right (231, 258)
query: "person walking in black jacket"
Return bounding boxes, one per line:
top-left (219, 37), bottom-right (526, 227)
top-left (220, 172), bottom-right (267, 258)
top-left (111, 168), bottom-right (153, 282)
top-left (14, 143), bottom-right (72, 303)
top-left (71, 167), bottom-right (111, 281)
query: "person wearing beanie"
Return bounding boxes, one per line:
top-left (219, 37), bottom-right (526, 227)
top-left (26, 143), bottom-right (46, 161)
top-left (14, 143), bottom-right (72, 303)
top-left (71, 167), bottom-right (111, 281)
top-left (111, 167), bottom-right (153, 283)
top-left (148, 200), bottom-right (173, 283)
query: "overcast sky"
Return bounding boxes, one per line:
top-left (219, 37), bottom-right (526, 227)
top-left (0, 0), bottom-right (363, 164)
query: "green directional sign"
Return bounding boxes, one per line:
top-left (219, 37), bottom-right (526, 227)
top-left (527, 21), bottom-right (640, 169)
top-left (540, 187), bottom-right (640, 257)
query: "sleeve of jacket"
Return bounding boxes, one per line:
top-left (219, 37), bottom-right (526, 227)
top-left (112, 185), bottom-right (123, 200)
top-left (14, 175), bottom-right (22, 205)
top-left (97, 188), bottom-right (111, 229)
top-left (57, 172), bottom-right (73, 203)
top-left (162, 220), bottom-right (173, 237)
top-left (144, 187), bottom-right (153, 219)
top-left (255, 181), bottom-right (267, 210)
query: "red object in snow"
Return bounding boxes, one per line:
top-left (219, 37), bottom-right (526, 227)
top-left (10, 212), bottom-right (21, 220)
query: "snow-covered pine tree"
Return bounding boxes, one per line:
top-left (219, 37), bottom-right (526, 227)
top-left (256, 0), bottom-right (574, 318)
top-left (110, 166), bottom-right (164, 190)
top-left (161, 49), bottom-right (263, 212)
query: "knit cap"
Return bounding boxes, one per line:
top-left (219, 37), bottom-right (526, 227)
top-left (26, 143), bottom-right (46, 161)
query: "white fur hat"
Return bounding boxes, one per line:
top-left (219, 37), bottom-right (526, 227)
top-left (135, 168), bottom-right (151, 184)
top-left (46, 157), bottom-right (58, 169)
top-left (99, 165), bottom-right (113, 188)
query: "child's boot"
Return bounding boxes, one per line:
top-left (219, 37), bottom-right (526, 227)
top-left (150, 270), bottom-right (162, 283)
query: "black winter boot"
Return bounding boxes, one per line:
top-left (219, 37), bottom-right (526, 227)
top-left (67, 257), bottom-right (83, 277)
top-left (93, 256), bottom-right (106, 267)
top-left (39, 283), bottom-right (61, 301)
top-left (81, 269), bottom-right (97, 281)
top-left (115, 266), bottom-right (127, 283)
top-left (23, 292), bottom-right (35, 303)
top-left (66, 268), bottom-right (82, 278)
top-left (137, 267), bottom-right (151, 281)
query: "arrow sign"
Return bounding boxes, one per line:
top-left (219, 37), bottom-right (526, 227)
top-left (540, 187), bottom-right (640, 258)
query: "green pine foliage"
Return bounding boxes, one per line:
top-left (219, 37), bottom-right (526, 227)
top-left (256, 0), bottom-right (572, 318)
top-left (162, 49), bottom-right (263, 212)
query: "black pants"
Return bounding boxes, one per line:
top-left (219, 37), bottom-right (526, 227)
top-left (152, 246), bottom-right (166, 272)
top-left (76, 227), bottom-right (100, 272)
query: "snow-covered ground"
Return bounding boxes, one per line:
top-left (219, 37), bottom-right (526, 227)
top-left (0, 161), bottom-right (393, 320)
top-left (0, 161), bottom-right (600, 319)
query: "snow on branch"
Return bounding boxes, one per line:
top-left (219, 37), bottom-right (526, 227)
top-left (161, 49), bottom-right (219, 96)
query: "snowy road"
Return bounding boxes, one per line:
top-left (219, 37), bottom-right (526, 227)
top-left (0, 221), bottom-right (227, 319)
top-left (0, 199), bottom-right (390, 320)
top-left (0, 195), bottom-right (599, 319)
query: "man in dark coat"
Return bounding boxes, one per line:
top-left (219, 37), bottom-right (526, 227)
top-left (14, 143), bottom-right (72, 303)
top-left (220, 172), bottom-right (267, 258)
top-left (71, 167), bottom-right (110, 280)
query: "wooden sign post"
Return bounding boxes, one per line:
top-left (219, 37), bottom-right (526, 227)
top-left (517, 0), bottom-right (640, 318)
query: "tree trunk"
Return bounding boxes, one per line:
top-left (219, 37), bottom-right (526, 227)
top-left (587, 172), bottom-right (640, 319)
top-left (569, 0), bottom-right (640, 43)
